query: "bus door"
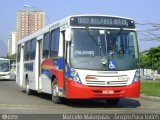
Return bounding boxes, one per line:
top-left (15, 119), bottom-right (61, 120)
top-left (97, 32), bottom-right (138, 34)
top-left (61, 29), bottom-right (70, 92)
top-left (58, 30), bottom-right (67, 92)
top-left (36, 35), bottom-right (43, 91)
top-left (19, 44), bottom-right (24, 87)
top-left (63, 31), bottom-right (67, 91)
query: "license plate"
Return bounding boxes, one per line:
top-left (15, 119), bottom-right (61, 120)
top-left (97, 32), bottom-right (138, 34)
top-left (102, 90), bottom-right (114, 94)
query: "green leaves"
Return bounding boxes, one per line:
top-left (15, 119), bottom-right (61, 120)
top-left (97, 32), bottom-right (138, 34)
top-left (140, 46), bottom-right (160, 70)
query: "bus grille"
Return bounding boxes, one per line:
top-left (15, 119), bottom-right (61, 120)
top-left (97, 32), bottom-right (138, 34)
top-left (85, 76), bottom-right (128, 86)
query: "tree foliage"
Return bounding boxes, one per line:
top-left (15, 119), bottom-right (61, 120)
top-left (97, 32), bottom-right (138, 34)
top-left (140, 46), bottom-right (160, 70)
top-left (8, 53), bottom-right (16, 60)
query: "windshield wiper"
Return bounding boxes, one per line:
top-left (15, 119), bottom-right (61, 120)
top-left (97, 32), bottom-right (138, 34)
top-left (85, 27), bottom-right (100, 47)
top-left (85, 27), bottom-right (108, 65)
top-left (85, 27), bottom-right (104, 56)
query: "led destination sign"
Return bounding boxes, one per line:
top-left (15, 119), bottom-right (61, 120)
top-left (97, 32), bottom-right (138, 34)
top-left (70, 16), bottom-right (135, 28)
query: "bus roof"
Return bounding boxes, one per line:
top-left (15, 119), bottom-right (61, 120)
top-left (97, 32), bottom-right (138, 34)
top-left (0, 58), bottom-right (10, 61)
top-left (68, 14), bottom-right (134, 21)
top-left (17, 14), bottom-right (135, 45)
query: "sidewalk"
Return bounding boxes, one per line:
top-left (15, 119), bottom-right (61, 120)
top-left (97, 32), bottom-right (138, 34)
top-left (140, 94), bottom-right (160, 101)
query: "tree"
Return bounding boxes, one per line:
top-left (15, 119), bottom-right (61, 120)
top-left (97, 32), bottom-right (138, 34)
top-left (140, 46), bottom-right (160, 70)
top-left (8, 53), bottom-right (17, 60)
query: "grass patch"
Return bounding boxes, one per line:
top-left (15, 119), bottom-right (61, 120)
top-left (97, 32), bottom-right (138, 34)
top-left (141, 80), bottom-right (160, 97)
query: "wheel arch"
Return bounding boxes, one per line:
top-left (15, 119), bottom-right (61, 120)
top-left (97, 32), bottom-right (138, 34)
top-left (51, 75), bottom-right (56, 82)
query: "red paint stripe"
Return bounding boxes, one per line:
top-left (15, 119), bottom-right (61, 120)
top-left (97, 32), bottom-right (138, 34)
top-left (57, 70), bottom-right (64, 89)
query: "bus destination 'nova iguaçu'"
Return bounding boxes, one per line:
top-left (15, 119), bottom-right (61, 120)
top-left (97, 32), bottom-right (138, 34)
top-left (16, 15), bottom-right (140, 104)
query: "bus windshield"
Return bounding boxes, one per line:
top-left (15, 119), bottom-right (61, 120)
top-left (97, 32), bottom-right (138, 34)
top-left (71, 28), bottom-right (139, 71)
top-left (0, 60), bottom-right (10, 72)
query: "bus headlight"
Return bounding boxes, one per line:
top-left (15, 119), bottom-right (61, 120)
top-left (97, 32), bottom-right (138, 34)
top-left (70, 69), bottom-right (82, 84)
top-left (132, 70), bottom-right (140, 83)
top-left (72, 75), bottom-right (82, 84)
top-left (71, 71), bottom-right (77, 76)
top-left (73, 76), bottom-right (79, 82)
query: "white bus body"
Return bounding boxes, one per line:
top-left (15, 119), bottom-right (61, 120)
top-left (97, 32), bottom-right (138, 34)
top-left (16, 15), bottom-right (140, 104)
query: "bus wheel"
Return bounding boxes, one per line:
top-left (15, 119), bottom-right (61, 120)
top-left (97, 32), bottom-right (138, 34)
top-left (26, 78), bottom-right (32, 95)
top-left (51, 79), bottom-right (62, 104)
top-left (106, 98), bottom-right (120, 105)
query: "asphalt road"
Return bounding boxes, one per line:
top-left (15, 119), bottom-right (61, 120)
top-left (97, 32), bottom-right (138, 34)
top-left (0, 80), bottom-right (160, 119)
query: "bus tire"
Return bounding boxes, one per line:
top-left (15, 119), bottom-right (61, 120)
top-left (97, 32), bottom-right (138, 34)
top-left (51, 78), bottom-right (62, 104)
top-left (106, 98), bottom-right (120, 105)
top-left (26, 78), bottom-right (32, 95)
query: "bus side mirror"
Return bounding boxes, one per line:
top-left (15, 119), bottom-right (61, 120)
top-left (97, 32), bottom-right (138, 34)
top-left (65, 28), bottom-right (71, 41)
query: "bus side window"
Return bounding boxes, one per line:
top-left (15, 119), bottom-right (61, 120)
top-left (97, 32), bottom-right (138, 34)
top-left (30, 38), bottom-right (36, 60)
top-left (50, 28), bottom-right (60, 57)
top-left (17, 44), bottom-right (21, 62)
top-left (43, 32), bottom-right (50, 58)
top-left (24, 41), bottom-right (30, 61)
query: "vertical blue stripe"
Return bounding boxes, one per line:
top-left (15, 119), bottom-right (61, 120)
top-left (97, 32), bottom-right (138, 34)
top-left (58, 58), bottom-right (64, 70)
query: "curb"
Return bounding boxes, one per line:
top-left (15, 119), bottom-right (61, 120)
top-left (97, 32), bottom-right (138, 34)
top-left (140, 94), bottom-right (160, 101)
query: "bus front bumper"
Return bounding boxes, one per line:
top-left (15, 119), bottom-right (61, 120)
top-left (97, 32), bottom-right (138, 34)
top-left (0, 75), bottom-right (10, 80)
top-left (65, 79), bottom-right (140, 99)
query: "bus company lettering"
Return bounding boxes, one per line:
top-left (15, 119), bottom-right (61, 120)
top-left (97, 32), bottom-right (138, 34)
top-left (75, 50), bottom-right (95, 56)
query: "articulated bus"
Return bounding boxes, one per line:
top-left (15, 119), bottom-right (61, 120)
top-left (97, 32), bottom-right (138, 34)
top-left (16, 15), bottom-right (140, 104)
top-left (0, 58), bottom-right (10, 80)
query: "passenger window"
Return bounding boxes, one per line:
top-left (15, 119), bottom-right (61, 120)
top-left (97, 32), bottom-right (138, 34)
top-left (17, 44), bottom-right (21, 62)
top-left (43, 32), bottom-right (50, 58)
top-left (50, 29), bottom-right (60, 57)
top-left (30, 38), bottom-right (36, 60)
top-left (24, 41), bottom-right (30, 61)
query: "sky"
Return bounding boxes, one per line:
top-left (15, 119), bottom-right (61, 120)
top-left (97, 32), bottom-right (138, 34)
top-left (0, 0), bottom-right (160, 56)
